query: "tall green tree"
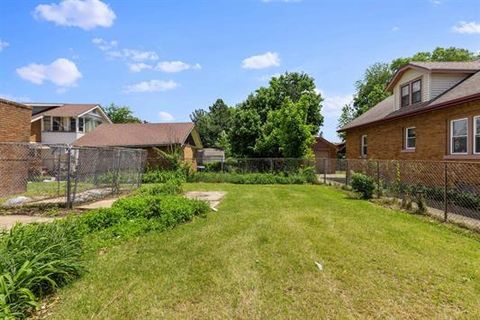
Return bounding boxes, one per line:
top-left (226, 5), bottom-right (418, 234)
top-left (229, 108), bottom-right (262, 157)
top-left (190, 99), bottom-right (232, 148)
top-left (104, 103), bottom-right (141, 123)
top-left (230, 72), bottom-right (323, 158)
top-left (338, 47), bottom-right (479, 140)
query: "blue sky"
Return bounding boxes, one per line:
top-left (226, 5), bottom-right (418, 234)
top-left (1, 0), bottom-right (479, 142)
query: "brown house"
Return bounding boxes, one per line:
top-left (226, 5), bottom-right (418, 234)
top-left (0, 98), bottom-right (32, 196)
top-left (73, 122), bottom-right (203, 169)
top-left (339, 61), bottom-right (480, 161)
top-left (312, 136), bottom-right (337, 173)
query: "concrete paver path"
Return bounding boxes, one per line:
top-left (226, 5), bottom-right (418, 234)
top-left (0, 215), bottom-right (55, 230)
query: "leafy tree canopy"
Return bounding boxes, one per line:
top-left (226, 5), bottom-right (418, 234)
top-left (192, 72), bottom-right (324, 158)
top-left (105, 103), bottom-right (142, 123)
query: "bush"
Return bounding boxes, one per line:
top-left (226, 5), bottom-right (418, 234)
top-left (187, 171), bottom-right (317, 185)
top-left (351, 173), bottom-right (376, 199)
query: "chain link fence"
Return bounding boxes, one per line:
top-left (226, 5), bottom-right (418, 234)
top-left (317, 158), bottom-right (480, 229)
top-left (0, 143), bottom-right (146, 208)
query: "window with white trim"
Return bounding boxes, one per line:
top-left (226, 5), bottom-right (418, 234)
top-left (43, 116), bottom-right (51, 131)
top-left (405, 127), bottom-right (416, 150)
top-left (451, 118), bottom-right (468, 154)
top-left (475, 116), bottom-right (480, 154)
top-left (361, 135), bottom-right (368, 156)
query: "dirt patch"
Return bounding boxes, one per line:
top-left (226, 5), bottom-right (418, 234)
top-left (184, 191), bottom-right (227, 210)
top-left (0, 215), bottom-right (55, 230)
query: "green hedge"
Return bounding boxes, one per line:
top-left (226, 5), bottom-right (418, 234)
top-left (187, 169), bottom-right (317, 185)
top-left (0, 183), bottom-right (209, 319)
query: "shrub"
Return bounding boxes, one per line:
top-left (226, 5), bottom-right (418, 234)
top-left (351, 173), bottom-right (376, 199)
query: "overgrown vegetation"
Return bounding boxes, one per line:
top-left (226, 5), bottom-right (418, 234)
top-left (0, 178), bottom-right (209, 319)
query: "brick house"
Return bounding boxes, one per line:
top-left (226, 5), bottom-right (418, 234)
top-left (312, 136), bottom-right (337, 173)
top-left (0, 98), bottom-right (32, 196)
top-left (339, 61), bottom-right (480, 161)
top-left (28, 103), bottom-right (111, 145)
top-left (73, 122), bottom-right (203, 169)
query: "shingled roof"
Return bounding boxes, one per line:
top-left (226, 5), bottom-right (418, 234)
top-left (339, 62), bottom-right (480, 132)
top-left (30, 104), bottom-right (99, 121)
top-left (74, 122), bottom-right (198, 147)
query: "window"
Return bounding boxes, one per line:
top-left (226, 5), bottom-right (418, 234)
top-left (69, 118), bottom-right (76, 132)
top-left (405, 127), bottom-right (416, 149)
top-left (411, 80), bottom-right (421, 104)
top-left (401, 84), bottom-right (410, 107)
top-left (78, 117), bottom-right (84, 132)
top-left (451, 118), bottom-right (468, 154)
top-left (43, 116), bottom-right (51, 131)
top-left (475, 116), bottom-right (480, 154)
top-left (361, 135), bottom-right (368, 157)
top-left (400, 79), bottom-right (422, 107)
top-left (52, 117), bottom-right (61, 131)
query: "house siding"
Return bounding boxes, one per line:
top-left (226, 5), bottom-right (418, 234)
top-left (430, 73), bottom-right (468, 100)
top-left (30, 119), bottom-right (42, 142)
top-left (393, 69), bottom-right (430, 110)
top-left (345, 100), bottom-right (480, 161)
top-left (0, 100), bottom-right (32, 196)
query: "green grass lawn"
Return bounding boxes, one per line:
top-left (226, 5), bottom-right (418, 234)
top-left (50, 184), bottom-right (480, 319)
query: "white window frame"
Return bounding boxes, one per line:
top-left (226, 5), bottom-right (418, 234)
top-left (361, 135), bottom-right (368, 157)
top-left (405, 127), bottom-right (416, 150)
top-left (450, 118), bottom-right (468, 155)
top-left (474, 116), bottom-right (480, 154)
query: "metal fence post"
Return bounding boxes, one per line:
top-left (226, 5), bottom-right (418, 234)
top-left (66, 146), bottom-right (73, 209)
top-left (323, 159), bottom-right (327, 184)
top-left (345, 160), bottom-right (349, 186)
top-left (376, 160), bottom-right (381, 198)
top-left (444, 162), bottom-right (448, 222)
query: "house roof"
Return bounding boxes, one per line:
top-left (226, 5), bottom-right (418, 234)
top-left (339, 65), bottom-right (480, 132)
top-left (73, 122), bottom-right (198, 148)
top-left (339, 96), bottom-right (396, 131)
top-left (30, 104), bottom-right (100, 121)
top-left (0, 98), bottom-right (31, 110)
top-left (386, 61), bottom-right (480, 91)
top-left (314, 136), bottom-right (337, 149)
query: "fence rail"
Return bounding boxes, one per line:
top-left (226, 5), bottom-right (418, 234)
top-left (0, 143), bottom-right (147, 208)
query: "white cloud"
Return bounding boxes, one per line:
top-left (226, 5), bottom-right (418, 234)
top-left (392, 26), bottom-right (400, 32)
top-left (242, 52), bottom-right (280, 69)
top-left (92, 38), bottom-right (118, 51)
top-left (0, 39), bottom-right (9, 52)
top-left (0, 93), bottom-right (31, 102)
top-left (110, 49), bottom-right (159, 61)
top-left (128, 63), bottom-right (152, 72)
top-left (124, 80), bottom-right (178, 93)
top-left (429, 0), bottom-right (442, 5)
top-left (16, 58), bottom-right (82, 87)
top-left (34, 0), bottom-right (116, 30)
top-left (158, 111), bottom-right (174, 122)
top-left (452, 21), bottom-right (480, 34)
top-left (319, 90), bottom-right (353, 117)
top-left (155, 61), bottom-right (201, 73)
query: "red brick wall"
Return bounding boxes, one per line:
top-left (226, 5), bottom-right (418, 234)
top-left (0, 99), bottom-right (32, 197)
top-left (345, 101), bottom-right (480, 161)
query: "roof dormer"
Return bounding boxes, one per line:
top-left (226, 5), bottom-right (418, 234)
top-left (387, 61), bottom-right (480, 110)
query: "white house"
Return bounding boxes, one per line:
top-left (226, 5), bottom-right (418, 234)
top-left (28, 103), bottom-right (112, 145)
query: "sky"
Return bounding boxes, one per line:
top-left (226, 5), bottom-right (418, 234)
top-left (0, 0), bottom-right (479, 142)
